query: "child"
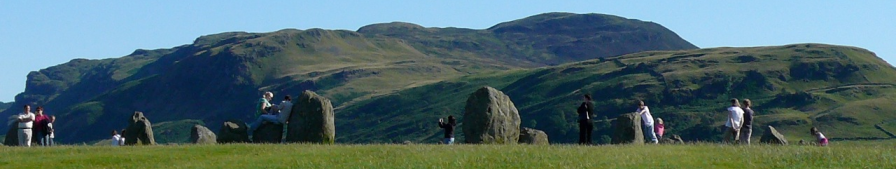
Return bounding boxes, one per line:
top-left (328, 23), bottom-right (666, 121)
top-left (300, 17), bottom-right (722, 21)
top-left (811, 127), bottom-right (828, 146)
top-left (655, 118), bottom-right (665, 141)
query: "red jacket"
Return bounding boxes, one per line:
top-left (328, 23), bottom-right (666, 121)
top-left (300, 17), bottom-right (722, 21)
top-left (33, 114), bottom-right (49, 132)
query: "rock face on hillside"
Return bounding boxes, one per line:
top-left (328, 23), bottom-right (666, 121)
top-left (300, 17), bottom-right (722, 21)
top-left (760, 125), bottom-right (788, 145)
top-left (462, 86), bottom-right (521, 144)
top-left (285, 90), bottom-right (335, 144)
top-left (190, 125), bottom-right (217, 144)
top-left (218, 119), bottom-right (250, 143)
top-left (612, 113), bottom-right (644, 144)
top-left (4, 122), bottom-right (17, 146)
top-left (253, 123), bottom-right (283, 143)
top-left (518, 127), bottom-right (549, 145)
top-left (124, 111), bottom-right (156, 145)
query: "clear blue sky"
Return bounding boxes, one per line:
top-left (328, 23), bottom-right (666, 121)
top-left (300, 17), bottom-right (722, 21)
top-left (1, 1), bottom-right (894, 102)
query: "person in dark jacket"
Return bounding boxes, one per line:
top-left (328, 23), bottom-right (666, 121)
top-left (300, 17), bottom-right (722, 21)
top-left (438, 115), bottom-right (457, 145)
top-left (740, 99), bottom-right (755, 145)
top-left (577, 94), bottom-right (595, 145)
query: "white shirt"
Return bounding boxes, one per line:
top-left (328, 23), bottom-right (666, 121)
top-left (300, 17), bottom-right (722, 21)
top-left (17, 112), bottom-right (35, 129)
top-left (637, 106), bottom-right (654, 126)
top-left (725, 106), bottom-right (745, 129)
top-left (48, 123), bottom-right (55, 138)
top-left (817, 132), bottom-right (826, 140)
top-left (278, 101), bottom-right (294, 124)
top-left (112, 134), bottom-right (123, 146)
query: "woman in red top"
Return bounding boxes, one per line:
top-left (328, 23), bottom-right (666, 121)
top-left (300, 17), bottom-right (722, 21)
top-left (33, 106), bottom-right (51, 146)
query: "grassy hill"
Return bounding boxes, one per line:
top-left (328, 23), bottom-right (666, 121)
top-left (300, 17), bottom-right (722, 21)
top-left (0, 12), bottom-right (697, 144)
top-left (338, 44), bottom-right (896, 143)
top-left (1, 142), bottom-right (894, 168)
top-left (0, 102), bottom-right (10, 112)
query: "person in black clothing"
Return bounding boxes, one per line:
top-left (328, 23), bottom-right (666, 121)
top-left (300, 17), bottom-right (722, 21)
top-left (740, 99), bottom-right (755, 145)
top-left (577, 94), bottom-right (595, 145)
top-left (438, 115), bottom-right (457, 145)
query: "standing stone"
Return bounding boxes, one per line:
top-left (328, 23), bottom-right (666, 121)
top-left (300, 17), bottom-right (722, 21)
top-left (661, 134), bottom-right (685, 144)
top-left (760, 125), bottom-right (788, 145)
top-left (518, 127), bottom-right (549, 145)
top-left (253, 123), bottom-right (283, 143)
top-left (4, 121), bottom-right (18, 146)
top-left (190, 125), bottom-right (217, 144)
top-left (124, 111), bottom-right (156, 145)
top-left (462, 86), bottom-right (521, 144)
top-left (217, 119), bottom-right (250, 143)
top-left (611, 113), bottom-right (644, 144)
top-left (285, 90), bottom-right (335, 144)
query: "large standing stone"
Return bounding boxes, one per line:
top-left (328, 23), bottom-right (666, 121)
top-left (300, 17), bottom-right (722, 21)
top-left (611, 113), bottom-right (644, 144)
top-left (190, 125), bottom-right (217, 144)
top-left (253, 123), bottom-right (283, 144)
top-left (462, 86), bottom-right (521, 144)
top-left (4, 121), bottom-right (18, 146)
top-left (217, 119), bottom-right (250, 143)
top-left (124, 111), bottom-right (156, 145)
top-left (518, 127), bottom-right (549, 145)
top-left (760, 125), bottom-right (788, 145)
top-left (285, 90), bottom-right (335, 144)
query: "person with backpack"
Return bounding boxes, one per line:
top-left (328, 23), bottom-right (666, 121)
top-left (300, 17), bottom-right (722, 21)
top-left (577, 94), bottom-right (595, 145)
top-left (438, 115), bottom-right (457, 145)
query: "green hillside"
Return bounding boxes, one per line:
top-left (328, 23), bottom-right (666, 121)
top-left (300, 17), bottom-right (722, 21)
top-left (338, 44), bottom-right (896, 143)
top-left (1, 12), bottom-right (696, 144)
top-left (0, 102), bottom-right (10, 112)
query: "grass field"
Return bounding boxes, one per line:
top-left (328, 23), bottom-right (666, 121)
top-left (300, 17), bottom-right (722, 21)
top-left (2, 141), bottom-right (894, 168)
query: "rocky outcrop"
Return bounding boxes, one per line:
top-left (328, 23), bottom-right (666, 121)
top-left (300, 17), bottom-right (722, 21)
top-left (4, 121), bottom-right (17, 146)
top-left (253, 123), bottom-right (283, 144)
top-left (462, 86), bottom-right (521, 144)
top-left (611, 113), bottom-right (644, 144)
top-left (124, 111), bottom-right (156, 145)
top-left (285, 90), bottom-right (335, 144)
top-left (518, 127), bottom-right (549, 145)
top-left (190, 125), bottom-right (217, 144)
top-left (660, 134), bottom-right (684, 144)
top-left (217, 119), bottom-right (250, 143)
top-left (760, 125), bottom-right (788, 145)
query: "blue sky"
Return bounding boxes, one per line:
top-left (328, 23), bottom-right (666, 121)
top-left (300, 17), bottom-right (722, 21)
top-left (1, 1), bottom-right (894, 102)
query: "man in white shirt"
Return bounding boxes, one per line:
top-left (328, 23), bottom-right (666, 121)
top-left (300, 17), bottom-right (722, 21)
top-left (724, 98), bottom-right (745, 144)
top-left (637, 100), bottom-right (658, 144)
top-left (16, 105), bottom-right (35, 147)
top-left (112, 130), bottom-right (124, 146)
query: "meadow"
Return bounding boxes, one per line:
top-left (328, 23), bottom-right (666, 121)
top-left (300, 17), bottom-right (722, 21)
top-left (1, 141), bottom-right (894, 168)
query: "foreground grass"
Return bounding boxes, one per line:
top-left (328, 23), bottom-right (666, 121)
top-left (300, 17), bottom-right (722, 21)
top-left (1, 142), bottom-right (894, 168)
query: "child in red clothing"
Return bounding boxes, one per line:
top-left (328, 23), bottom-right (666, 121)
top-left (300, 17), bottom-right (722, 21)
top-left (655, 118), bottom-right (665, 141)
top-left (811, 127), bottom-right (828, 146)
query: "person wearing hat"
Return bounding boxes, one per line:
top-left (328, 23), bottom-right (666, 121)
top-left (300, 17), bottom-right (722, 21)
top-left (655, 118), bottom-right (665, 141)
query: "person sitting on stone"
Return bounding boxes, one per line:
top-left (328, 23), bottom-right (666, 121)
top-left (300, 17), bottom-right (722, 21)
top-left (438, 115), bottom-right (457, 145)
top-left (811, 127), bottom-right (828, 146)
top-left (248, 92), bottom-right (280, 136)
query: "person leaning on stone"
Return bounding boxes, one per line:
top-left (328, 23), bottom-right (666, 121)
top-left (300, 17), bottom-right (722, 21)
top-left (16, 105), bottom-right (36, 147)
top-left (438, 115), bottom-right (457, 145)
top-left (577, 94), bottom-right (595, 145)
top-left (723, 98), bottom-right (745, 144)
top-left (740, 99), bottom-right (755, 145)
top-left (636, 100), bottom-right (658, 144)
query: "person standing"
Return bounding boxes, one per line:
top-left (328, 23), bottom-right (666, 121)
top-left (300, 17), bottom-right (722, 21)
top-left (277, 95), bottom-right (293, 124)
top-left (47, 115), bottom-right (56, 146)
top-left (16, 105), bottom-right (36, 147)
top-left (655, 118), bottom-right (665, 141)
top-left (724, 98), bottom-right (745, 144)
top-left (740, 99), bottom-right (755, 145)
top-left (438, 115), bottom-right (457, 145)
top-left (637, 100), bottom-right (658, 144)
top-left (811, 127), bottom-right (828, 146)
top-left (111, 130), bottom-right (124, 146)
top-left (577, 94), bottom-right (595, 145)
top-left (33, 107), bottom-right (50, 146)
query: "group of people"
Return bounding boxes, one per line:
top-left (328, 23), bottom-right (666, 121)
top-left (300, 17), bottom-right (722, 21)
top-left (573, 95), bottom-right (828, 146)
top-left (247, 92), bottom-right (293, 137)
top-left (12, 105), bottom-right (56, 147)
